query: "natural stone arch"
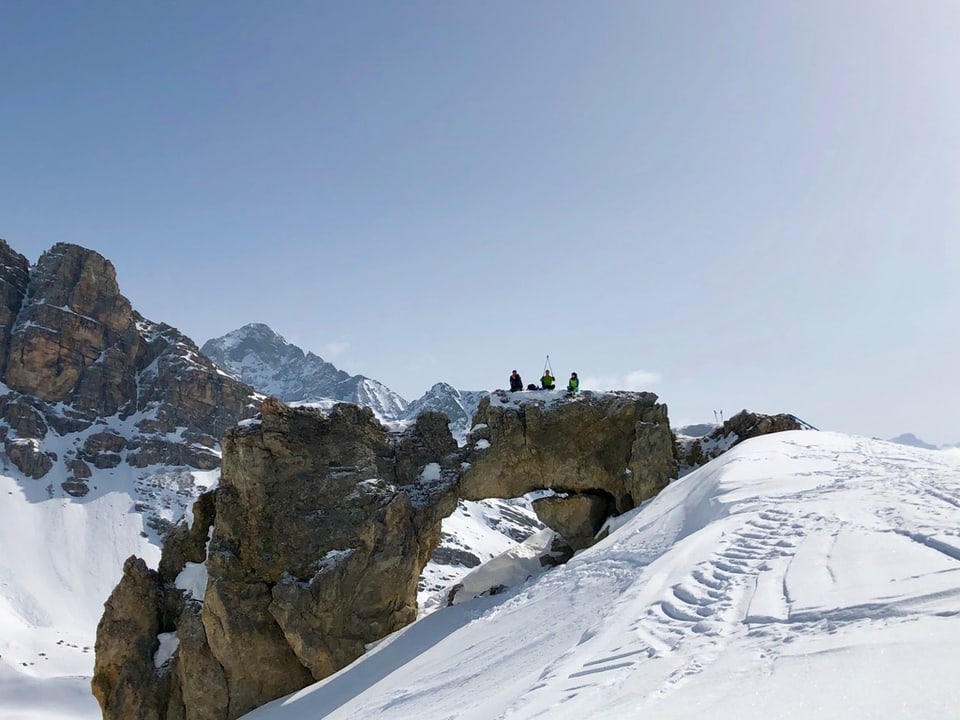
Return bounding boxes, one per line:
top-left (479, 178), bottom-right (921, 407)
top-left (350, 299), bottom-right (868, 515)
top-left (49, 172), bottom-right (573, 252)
top-left (93, 392), bottom-right (677, 720)
top-left (460, 391), bottom-right (677, 517)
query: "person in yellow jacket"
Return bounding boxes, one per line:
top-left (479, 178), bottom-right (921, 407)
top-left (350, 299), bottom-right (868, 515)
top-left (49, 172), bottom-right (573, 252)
top-left (540, 370), bottom-right (555, 390)
top-left (567, 372), bottom-right (579, 393)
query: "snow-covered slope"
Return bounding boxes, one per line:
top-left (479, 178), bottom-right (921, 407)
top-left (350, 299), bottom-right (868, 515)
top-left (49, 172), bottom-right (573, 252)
top-left (201, 324), bottom-right (408, 420)
top-left (0, 461), bottom-right (218, 719)
top-left (243, 432), bottom-right (960, 720)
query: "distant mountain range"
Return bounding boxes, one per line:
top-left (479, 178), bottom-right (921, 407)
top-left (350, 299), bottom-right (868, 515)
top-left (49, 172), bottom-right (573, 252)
top-left (202, 323), bottom-right (488, 442)
top-left (201, 331), bottom-right (960, 457)
top-left (201, 323), bottom-right (408, 419)
top-left (887, 433), bottom-right (958, 451)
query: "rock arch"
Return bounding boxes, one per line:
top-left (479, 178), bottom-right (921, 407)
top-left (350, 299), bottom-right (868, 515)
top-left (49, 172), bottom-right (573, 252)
top-left (94, 391), bottom-right (677, 720)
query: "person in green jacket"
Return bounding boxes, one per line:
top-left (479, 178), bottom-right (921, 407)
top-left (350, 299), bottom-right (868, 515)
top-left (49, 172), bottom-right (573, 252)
top-left (567, 372), bottom-right (579, 393)
top-left (541, 370), bottom-right (556, 390)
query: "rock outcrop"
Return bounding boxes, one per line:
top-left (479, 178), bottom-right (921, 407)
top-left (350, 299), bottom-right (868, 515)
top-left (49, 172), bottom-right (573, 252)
top-left (92, 557), bottom-right (167, 720)
top-left (0, 242), bottom-right (259, 497)
top-left (94, 400), bottom-right (462, 720)
top-left (461, 390), bottom-right (677, 541)
top-left (5, 243), bottom-right (141, 412)
top-left (677, 409), bottom-right (807, 473)
top-left (94, 391), bottom-right (679, 720)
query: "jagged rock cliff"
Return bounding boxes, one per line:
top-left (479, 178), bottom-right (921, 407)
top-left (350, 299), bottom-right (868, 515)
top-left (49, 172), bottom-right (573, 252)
top-left (94, 399), bottom-right (462, 720)
top-left (0, 240), bottom-right (259, 498)
top-left (94, 391), bottom-right (680, 719)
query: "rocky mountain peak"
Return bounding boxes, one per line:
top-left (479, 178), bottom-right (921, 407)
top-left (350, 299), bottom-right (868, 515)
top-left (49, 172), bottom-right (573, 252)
top-left (0, 239), bottom-right (258, 499)
top-left (403, 382), bottom-right (489, 442)
top-left (202, 323), bottom-right (408, 420)
top-left (204, 322), bottom-right (302, 365)
top-left (5, 243), bottom-right (138, 407)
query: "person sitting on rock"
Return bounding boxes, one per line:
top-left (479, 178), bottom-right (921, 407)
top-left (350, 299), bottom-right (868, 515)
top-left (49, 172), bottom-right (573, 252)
top-left (509, 370), bottom-right (523, 392)
top-left (566, 372), bottom-right (579, 394)
top-left (541, 370), bottom-right (555, 390)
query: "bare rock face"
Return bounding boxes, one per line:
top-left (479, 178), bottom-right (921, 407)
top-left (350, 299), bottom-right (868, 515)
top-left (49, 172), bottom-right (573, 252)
top-left (532, 493), bottom-right (612, 550)
top-left (91, 556), bottom-right (167, 720)
top-left (0, 242), bottom-right (258, 481)
top-left (94, 401), bottom-right (462, 720)
top-left (461, 391), bottom-right (677, 515)
top-left (5, 244), bottom-right (139, 411)
top-left (4, 437), bottom-right (55, 478)
top-left (722, 409), bottom-right (804, 439)
top-left (94, 394), bottom-right (682, 719)
top-left (0, 240), bottom-right (31, 379)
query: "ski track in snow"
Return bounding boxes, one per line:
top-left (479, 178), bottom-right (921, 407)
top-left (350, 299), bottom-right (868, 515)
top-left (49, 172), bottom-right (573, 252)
top-left (501, 435), bottom-right (960, 718)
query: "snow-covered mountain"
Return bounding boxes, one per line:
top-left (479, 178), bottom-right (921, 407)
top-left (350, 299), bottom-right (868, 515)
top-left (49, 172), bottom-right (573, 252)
top-left (202, 324), bottom-right (491, 441)
top-left (403, 382), bottom-right (490, 443)
top-left (201, 323), bottom-right (408, 420)
top-left (673, 422), bottom-right (718, 438)
top-left (888, 432), bottom-right (940, 450)
top-left (242, 432), bottom-right (960, 719)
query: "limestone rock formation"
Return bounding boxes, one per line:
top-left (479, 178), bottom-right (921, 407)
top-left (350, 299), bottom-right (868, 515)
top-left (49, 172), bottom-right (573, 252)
top-left (95, 400), bottom-right (462, 720)
top-left (5, 243), bottom-right (140, 411)
top-left (94, 391), bottom-right (681, 720)
top-left (0, 242), bottom-right (259, 492)
top-left (0, 240), bottom-right (30, 379)
top-left (722, 409), bottom-right (805, 440)
top-left (92, 556), bottom-right (166, 720)
top-left (4, 437), bottom-right (54, 479)
top-left (461, 390), bottom-right (677, 515)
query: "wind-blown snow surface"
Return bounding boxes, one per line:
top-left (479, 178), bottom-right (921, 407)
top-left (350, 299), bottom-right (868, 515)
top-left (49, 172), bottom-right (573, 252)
top-left (244, 432), bottom-right (960, 720)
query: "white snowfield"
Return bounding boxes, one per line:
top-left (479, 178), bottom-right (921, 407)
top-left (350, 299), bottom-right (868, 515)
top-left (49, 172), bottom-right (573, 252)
top-left (0, 468), bottom-right (161, 720)
top-left (244, 431), bottom-right (960, 720)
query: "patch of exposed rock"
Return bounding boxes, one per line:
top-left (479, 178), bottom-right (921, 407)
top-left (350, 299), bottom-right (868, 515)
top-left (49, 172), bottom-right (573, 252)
top-left (678, 409), bottom-right (806, 473)
top-left (532, 492), bottom-right (611, 550)
top-left (92, 556), bottom-right (167, 720)
top-left (0, 240), bottom-right (31, 379)
top-left (4, 437), bottom-right (55, 479)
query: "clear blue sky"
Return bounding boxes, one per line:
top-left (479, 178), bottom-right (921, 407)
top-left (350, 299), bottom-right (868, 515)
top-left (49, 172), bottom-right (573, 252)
top-left (1, 2), bottom-right (957, 443)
